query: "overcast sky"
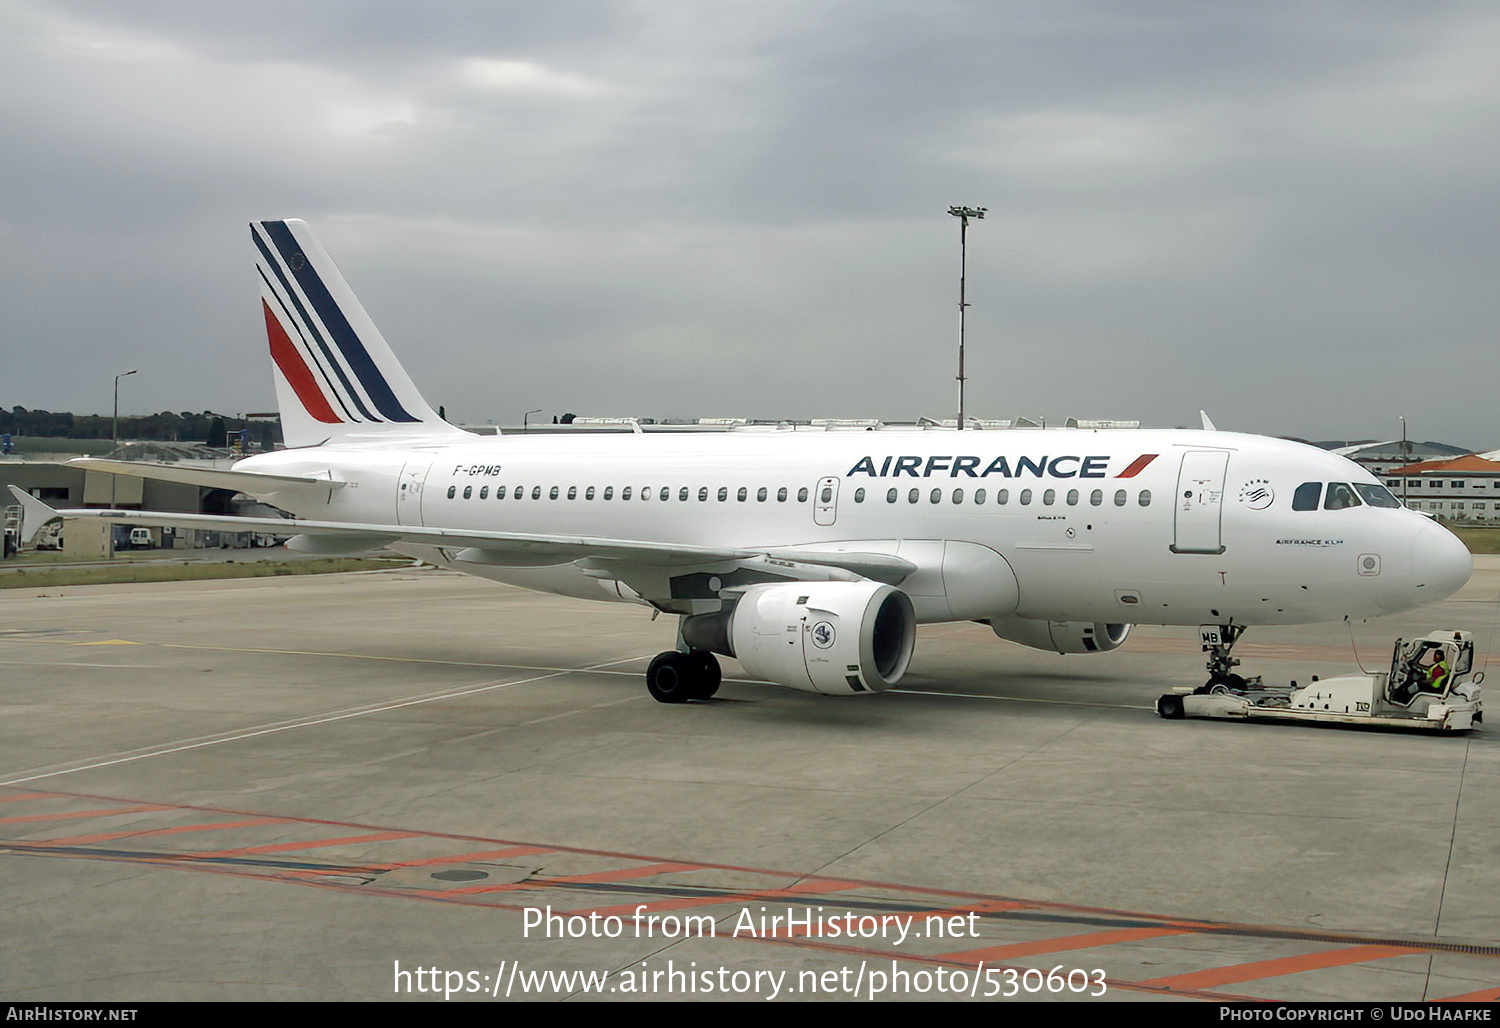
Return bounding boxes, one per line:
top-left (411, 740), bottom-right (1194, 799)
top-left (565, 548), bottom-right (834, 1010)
top-left (2, 1), bottom-right (1496, 446)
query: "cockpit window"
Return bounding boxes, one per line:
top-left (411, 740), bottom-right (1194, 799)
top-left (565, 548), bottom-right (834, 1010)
top-left (1323, 482), bottom-right (1362, 510)
top-left (1292, 482), bottom-right (1322, 511)
top-left (1353, 483), bottom-right (1402, 509)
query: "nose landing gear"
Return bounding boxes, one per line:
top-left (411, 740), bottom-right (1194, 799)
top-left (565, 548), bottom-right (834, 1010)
top-left (1199, 623), bottom-right (1258, 692)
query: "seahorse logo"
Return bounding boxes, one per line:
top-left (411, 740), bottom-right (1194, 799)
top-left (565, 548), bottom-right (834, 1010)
top-left (1238, 479), bottom-right (1275, 510)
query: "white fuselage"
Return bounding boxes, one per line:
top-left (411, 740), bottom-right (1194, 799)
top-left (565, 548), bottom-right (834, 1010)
top-left (237, 427), bottom-right (1471, 628)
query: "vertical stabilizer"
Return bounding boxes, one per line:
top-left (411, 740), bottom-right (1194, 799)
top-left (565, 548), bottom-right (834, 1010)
top-left (252, 219), bottom-right (463, 447)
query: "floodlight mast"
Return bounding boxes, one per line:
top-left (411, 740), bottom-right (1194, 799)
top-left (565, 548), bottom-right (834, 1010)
top-left (948, 206), bottom-right (986, 430)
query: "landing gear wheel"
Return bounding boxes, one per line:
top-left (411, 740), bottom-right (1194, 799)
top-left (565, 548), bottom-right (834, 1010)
top-left (646, 652), bottom-right (694, 703)
top-left (1201, 673), bottom-right (1248, 695)
top-left (689, 651), bottom-right (721, 700)
top-left (646, 651), bottom-right (720, 703)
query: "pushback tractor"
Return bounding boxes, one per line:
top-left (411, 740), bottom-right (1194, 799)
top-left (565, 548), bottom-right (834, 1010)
top-left (1157, 630), bottom-right (1483, 732)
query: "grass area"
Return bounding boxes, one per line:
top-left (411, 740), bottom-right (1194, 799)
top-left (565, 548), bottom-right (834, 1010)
top-left (1453, 527), bottom-right (1500, 555)
top-left (3, 437), bottom-right (116, 457)
top-left (7, 547), bottom-right (198, 566)
top-left (0, 556), bottom-right (410, 589)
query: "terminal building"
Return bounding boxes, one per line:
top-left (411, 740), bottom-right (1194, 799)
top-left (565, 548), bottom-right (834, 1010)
top-left (1383, 453), bottom-right (1500, 523)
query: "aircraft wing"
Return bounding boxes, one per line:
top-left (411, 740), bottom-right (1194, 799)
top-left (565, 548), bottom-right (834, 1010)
top-left (5, 487), bottom-right (914, 582)
top-left (66, 458), bottom-right (343, 495)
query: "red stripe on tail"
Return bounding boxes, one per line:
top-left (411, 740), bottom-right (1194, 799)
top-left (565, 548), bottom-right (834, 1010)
top-left (263, 301), bottom-right (342, 424)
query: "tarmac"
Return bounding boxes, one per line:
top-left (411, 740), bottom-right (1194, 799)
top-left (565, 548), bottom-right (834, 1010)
top-left (2, 557), bottom-right (1498, 1003)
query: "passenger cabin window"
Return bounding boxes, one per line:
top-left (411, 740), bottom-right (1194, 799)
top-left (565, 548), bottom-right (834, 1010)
top-left (1323, 482), bottom-right (1361, 510)
top-left (447, 486), bottom-right (456, 499)
top-left (1292, 482), bottom-right (1322, 511)
top-left (854, 488), bottom-right (865, 502)
top-left (497, 485), bottom-right (507, 499)
top-left (798, 487), bottom-right (809, 502)
top-left (622, 487), bottom-right (633, 500)
top-left (585, 486), bottom-right (594, 500)
top-left (887, 488), bottom-right (898, 503)
top-left (604, 486), bottom-right (614, 500)
top-left (737, 487), bottom-right (747, 502)
top-left (718, 487), bottom-right (728, 502)
top-left (1138, 489), bottom-right (1152, 507)
top-left (698, 487), bottom-right (708, 501)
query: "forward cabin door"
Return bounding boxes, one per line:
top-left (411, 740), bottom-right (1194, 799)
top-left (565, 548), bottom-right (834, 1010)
top-left (1171, 451), bottom-right (1228, 554)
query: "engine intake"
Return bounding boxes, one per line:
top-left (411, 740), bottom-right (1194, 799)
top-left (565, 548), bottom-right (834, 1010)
top-left (683, 581), bottom-right (916, 695)
top-left (989, 617), bottom-right (1131, 654)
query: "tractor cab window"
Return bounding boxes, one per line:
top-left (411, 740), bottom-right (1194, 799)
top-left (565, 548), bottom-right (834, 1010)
top-left (1292, 482), bottom-right (1322, 511)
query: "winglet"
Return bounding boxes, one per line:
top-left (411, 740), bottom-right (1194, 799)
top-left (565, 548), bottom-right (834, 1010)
top-left (6, 485), bottom-right (62, 546)
top-left (1200, 410), bottom-right (1217, 431)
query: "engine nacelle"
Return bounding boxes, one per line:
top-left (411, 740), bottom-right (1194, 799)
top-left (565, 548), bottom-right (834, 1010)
top-left (683, 581), bottom-right (916, 695)
top-left (990, 616), bottom-right (1131, 654)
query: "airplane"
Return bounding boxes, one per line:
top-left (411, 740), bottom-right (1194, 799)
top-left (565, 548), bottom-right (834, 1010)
top-left (9, 219), bottom-right (1474, 704)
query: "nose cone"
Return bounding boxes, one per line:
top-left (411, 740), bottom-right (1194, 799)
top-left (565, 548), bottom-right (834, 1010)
top-left (1412, 520), bottom-right (1472, 602)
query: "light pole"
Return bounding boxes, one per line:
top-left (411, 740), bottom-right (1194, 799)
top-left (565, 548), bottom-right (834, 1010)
top-left (947, 206), bottom-right (986, 430)
top-left (1398, 415), bottom-right (1409, 508)
top-left (112, 370), bottom-right (137, 446)
top-left (522, 408), bottom-right (543, 433)
top-left (110, 370), bottom-right (138, 514)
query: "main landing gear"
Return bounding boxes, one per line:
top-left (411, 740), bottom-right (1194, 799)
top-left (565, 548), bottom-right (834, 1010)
top-left (645, 650), bottom-right (722, 703)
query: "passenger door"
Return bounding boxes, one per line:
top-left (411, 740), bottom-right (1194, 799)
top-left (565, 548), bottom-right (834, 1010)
top-left (1172, 451), bottom-right (1228, 554)
top-left (396, 460), bottom-right (432, 526)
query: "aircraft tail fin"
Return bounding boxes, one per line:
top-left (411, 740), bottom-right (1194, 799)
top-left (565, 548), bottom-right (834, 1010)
top-left (252, 219), bottom-right (465, 447)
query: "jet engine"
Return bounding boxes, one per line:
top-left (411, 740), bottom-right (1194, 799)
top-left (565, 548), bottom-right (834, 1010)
top-left (989, 616), bottom-right (1131, 654)
top-left (682, 581), bottom-right (916, 695)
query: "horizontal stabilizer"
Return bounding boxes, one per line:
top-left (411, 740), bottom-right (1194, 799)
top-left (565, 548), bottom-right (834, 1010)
top-left (6, 486), bottom-right (61, 545)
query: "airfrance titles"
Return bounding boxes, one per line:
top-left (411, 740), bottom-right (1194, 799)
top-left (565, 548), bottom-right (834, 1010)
top-left (846, 453), bottom-right (1158, 480)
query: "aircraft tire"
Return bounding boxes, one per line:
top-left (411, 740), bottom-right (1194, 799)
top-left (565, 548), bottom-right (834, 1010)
top-left (646, 652), bottom-right (695, 704)
top-left (688, 652), bottom-right (721, 700)
top-left (1202, 674), bottom-right (1246, 695)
